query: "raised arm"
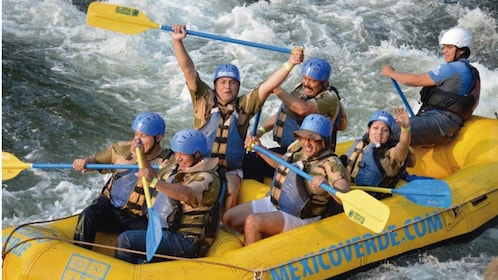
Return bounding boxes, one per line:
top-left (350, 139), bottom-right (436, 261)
top-left (257, 47), bottom-right (304, 104)
top-left (391, 107), bottom-right (411, 163)
top-left (172, 24), bottom-right (198, 91)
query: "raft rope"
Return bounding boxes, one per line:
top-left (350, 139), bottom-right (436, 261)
top-left (3, 188), bottom-right (497, 279)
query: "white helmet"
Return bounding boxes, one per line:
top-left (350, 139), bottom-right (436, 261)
top-left (439, 27), bottom-right (473, 50)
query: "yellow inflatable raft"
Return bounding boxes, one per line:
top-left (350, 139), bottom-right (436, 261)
top-left (3, 115), bottom-right (498, 280)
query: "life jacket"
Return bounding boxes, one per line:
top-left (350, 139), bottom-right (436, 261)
top-left (153, 160), bottom-right (226, 257)
top-left (199, 106), bottom-right (244, 170)
top-left (109, 168), bottom-right (139, 208)
top-left (152, 174), bottom-right (182, 229)
top-left (344, 138), bottom-right (407, 198)
top-left (270, 147), bottom-right (334, 218)
top-left (272, 84), bottom-right (343, 150)
top-left (418, 60), bottom-right (480, 120)
top-left (101, 148), bottom-right (171, 216)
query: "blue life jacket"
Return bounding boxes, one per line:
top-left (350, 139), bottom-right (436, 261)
top-left (273, 102), bottom-right (301, 148)
top-left (419, 60), bottom-right (480, 120)
top-left (110, 169), bottom-right (139, 208)
top-left (272, 162), bottom-right (310, 217)
top-left (152, 174), bottom-right (181, 229)
top-left (270, 149), bottom-right (333, 218)
top-left (346, 140), bottom-right (384, 186)
top-left (199, 107), bottom-right (244, 170)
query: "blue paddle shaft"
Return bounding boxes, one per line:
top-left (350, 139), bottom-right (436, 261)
top-left (252, 110), bottom-right (262, 136)
top-left (31, 163), bottom-right (159, 169)
top-left (160, 25), bottom-right (292, 54)
top-left (391, 79), bottom-right (415, 117)
top-left (252, 144), bottom-right (337, 195)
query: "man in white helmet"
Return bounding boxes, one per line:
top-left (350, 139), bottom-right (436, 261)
top-left (381, 27), bottom-right (480, 147)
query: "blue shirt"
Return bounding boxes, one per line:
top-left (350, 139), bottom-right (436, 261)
top-left (428, 59), bottom-right (473, 95)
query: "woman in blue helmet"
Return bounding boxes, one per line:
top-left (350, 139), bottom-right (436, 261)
top-left (73, 112), bottom-right (171, 249)
top-left (171, 24), bottom-right (304, 210)
top-left (115, 129), bottom-right (224, 263)
top-left (223, 114), bottom-right (350, 246)
top-left (243, 57), bottom-right (348, 183)
top-left (342, 107), bottom-right (414, 198)
top-left (382, 27), bottom-right (480, 147)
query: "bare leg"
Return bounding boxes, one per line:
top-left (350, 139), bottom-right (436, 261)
top-left (225, 173), bottom-right (241, 209)
top-left (222, 202), bottom-right (253, 233)
top-left (243, 212), bottom-right (285, 246)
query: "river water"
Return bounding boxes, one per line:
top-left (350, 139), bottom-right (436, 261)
top-left (2, 0), bottom-right (497, 278)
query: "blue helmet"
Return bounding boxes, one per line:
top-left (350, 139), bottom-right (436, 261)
top-left (213, 63), bottom-right (240, 83)
top-left (131, 112), bottom-right (165, 137)
top-left (301, 58), bottom-right (331, 82)
top-left (368, 110), bottom-right (395, 131)
top-left (171, 129), bottom-right (208, 156)
top-left (293, 114), bottom-right (332, 141)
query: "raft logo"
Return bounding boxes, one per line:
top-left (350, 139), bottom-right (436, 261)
top-left (270, 212), bottom-right (444, 279)
top-left (347, 210), bottom-right (365, 224)
top-left (62, 254), bottom-right (110, 280)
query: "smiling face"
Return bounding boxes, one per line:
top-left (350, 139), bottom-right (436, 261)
top-left (301, 75), bottom-right (327, 98)
top-left (131, 131), bottom-right (161, 154)
top-left (367, 120), bottom-right (391, 145)
top-left (298, 136), bottom-right (325, 159)
top-left (214, 77), bottom-right (240, 105)
top-left (174, 152), bottom-right (196, 171)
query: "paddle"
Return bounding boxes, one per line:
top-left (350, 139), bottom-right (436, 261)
top-left (391, 79), bottom-right (415, 117)
top-left (135, 146), bottom-right (162, 262)
top-left (352, 179), bottom-right (452, 208)
top-left (86, 2), bottom-right (292, 54)
top-left (251, 144), bottom-right (390, 233)
top-left (252, 110), bottom-right (262, 137)
top-left (1, 151), bottom-right (159, 181)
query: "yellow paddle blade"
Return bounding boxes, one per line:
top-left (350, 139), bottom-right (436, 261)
top-left (337, 190), bottom-right (390, 233)
top-left (86, 2), bottom-right (160, 35)
top-left (2, 152), bottom-right (32, 181)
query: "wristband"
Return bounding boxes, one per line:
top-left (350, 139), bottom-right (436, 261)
top-left (401, 126), bottom-right (411, 132)
top-left (149, 178), bottom-right (159, 188)
top-left (283, 62), bottom-right (293, 72)
top-left (257, 126), bottom-right (267, 134)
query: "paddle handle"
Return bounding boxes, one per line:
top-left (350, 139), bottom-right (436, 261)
top-left (252, 144), bottom-right (337, 195)
top-left (391, 79), bottom-right (415, 117)
top-left (28, 163), bottom-right (159, 169)
top-left (160, 25), bottom-right (292, 54)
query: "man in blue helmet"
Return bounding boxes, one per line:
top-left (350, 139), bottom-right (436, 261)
top-left (244, 57), bottom-right (348, 183)
top-left (223, 114), bottom-right (350, 245)
top-left (171, 24), bottom-right (304, 210)
top-left (382, 27), bottom-right (480, 147)
top-left (115, 129), bottom-right (224, 263)
top-left (73, 112), bottom-right (171, 249)
top-left (342, 107), bottom-right (415, 199)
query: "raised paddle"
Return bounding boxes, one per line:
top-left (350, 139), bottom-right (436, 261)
top-left (1, 151), bottom-right (159, 181)
top-left (135, 146), bottom-right (162, 262)
top-left (353, 179), bottom-right (452, 208)
top-left (86, 2), bottom-right (292, 54)
top-left (391, 79), bottom-right (415, 117)
top-left (251, 144), bottom-right (390, 233)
